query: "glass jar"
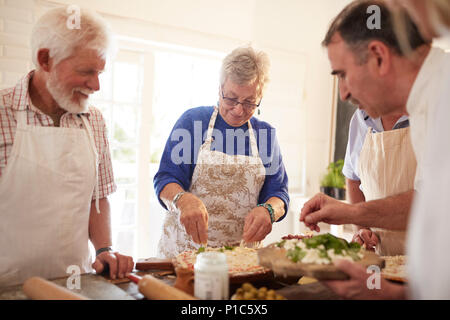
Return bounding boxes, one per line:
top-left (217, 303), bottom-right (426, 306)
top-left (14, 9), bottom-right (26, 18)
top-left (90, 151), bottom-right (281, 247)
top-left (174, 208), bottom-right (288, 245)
top-left (194, 251), bottom-right (229, 300)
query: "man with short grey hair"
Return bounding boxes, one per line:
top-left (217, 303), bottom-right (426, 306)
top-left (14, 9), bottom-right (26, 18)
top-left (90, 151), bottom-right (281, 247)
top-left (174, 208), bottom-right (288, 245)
top-left (299, 0), bottom-right (448, 299)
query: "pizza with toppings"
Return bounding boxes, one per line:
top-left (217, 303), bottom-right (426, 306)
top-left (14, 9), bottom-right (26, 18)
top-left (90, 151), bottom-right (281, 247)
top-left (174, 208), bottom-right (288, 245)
top-left (258, 233), bottom-right (385, 280)
top-left (276, 233), bottom-right (364, 265)
top-left (173, 246), bottom-right (270, 276)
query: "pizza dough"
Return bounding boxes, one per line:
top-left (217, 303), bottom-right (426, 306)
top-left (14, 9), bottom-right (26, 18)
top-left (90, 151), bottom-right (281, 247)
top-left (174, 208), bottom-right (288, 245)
top-left (174, 246), bottom-right (269, 275)
top-left (381, 255), bottom-right (407, 282)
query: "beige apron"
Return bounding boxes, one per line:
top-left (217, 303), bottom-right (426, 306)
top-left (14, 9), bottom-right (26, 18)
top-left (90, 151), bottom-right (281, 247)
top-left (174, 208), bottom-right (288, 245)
top-left (157, 107), bottom-right (266, 258)
top-left (358, 126), bottom-right (417, 256)
top-left (0, 110), bottom-right (98, 286)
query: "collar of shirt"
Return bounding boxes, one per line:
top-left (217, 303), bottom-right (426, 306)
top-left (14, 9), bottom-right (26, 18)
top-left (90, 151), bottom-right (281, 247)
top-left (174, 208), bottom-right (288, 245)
top-left (12, 70), bottom-right (91, 121)
top-left (360, 109), bottom-right (409, 133)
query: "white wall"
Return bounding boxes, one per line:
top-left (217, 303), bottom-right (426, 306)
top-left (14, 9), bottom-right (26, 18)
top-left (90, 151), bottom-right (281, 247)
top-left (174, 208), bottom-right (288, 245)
top-left (0, 0), bottom-right (37, 88)
top-left (0, 0), bottom-right (352, 248)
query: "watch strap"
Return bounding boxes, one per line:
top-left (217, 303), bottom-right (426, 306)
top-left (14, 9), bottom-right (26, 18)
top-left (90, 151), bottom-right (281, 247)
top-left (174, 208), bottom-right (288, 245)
top-left (96, 246), bottom-right (112, 256)
top-left (257, 203), bottom-right (275, 223)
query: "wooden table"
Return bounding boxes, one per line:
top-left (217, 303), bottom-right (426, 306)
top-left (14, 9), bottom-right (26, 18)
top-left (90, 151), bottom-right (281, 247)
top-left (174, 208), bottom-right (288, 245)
top-left (0, 268), bottom-right (343, 300)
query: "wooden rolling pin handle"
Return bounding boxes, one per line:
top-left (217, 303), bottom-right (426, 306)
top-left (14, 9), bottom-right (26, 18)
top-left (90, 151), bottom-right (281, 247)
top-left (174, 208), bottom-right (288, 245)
top-left (129, 274), bottom-right (197, 300)
top-left (22, 277), bottom-right (89, 300)
top-left (127, 273), bottom-right (142, 284)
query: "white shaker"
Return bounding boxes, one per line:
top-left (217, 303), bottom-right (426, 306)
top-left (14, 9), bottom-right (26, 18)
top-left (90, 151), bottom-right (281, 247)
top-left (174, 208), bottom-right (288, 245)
top-left (194, 251), bottom-right (229, 300)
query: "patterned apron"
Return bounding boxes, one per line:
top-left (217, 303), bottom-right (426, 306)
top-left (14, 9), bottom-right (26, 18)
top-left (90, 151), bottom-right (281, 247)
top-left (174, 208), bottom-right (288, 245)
top-left (358, 126), bottom-right (417, 256)
top-left (157, 107), bottom-right (266, 258)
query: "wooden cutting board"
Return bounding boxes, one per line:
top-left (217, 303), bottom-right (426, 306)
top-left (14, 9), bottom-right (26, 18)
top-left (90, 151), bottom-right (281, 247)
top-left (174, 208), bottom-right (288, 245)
top-left (136, 258), bottom-right (175, 271)
top-left (258, 244), bottom-right (385, 281)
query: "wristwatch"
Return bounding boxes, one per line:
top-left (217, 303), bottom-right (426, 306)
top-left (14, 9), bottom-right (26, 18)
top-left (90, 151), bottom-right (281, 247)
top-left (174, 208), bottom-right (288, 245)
top-left (257, 203), bottom-right (275, 224)
top-left (96, 246), bottom-right (112, 256)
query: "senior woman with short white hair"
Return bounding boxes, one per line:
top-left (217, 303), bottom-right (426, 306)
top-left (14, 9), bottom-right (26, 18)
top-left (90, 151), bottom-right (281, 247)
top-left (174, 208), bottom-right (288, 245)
top-left (154, 46), bottom-right (289, 258)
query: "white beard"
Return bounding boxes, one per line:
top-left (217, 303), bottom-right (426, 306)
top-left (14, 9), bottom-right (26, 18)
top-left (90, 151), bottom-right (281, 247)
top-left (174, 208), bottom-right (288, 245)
top-left (46, 72), bottom-right (92, 114)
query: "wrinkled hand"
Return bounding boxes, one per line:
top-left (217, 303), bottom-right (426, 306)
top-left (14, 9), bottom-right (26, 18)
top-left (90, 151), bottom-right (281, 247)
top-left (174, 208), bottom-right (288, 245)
top-left (352, 228), bottom-right (379, 251)
top-left (242, 206), bottom-right (272, 242)
top-left (92, 251), bottom-right (134, 279)
top-left (323, 259), bottom-right (404, 300)
top-left (178, 193), bottom-right (209, 245)
top-left (299, 193), bottom-right (355, 232)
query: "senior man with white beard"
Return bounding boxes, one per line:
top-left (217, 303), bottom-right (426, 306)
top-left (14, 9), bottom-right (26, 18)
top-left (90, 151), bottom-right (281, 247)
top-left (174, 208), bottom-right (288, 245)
top-left (0, 7), bottom-right (133, 287)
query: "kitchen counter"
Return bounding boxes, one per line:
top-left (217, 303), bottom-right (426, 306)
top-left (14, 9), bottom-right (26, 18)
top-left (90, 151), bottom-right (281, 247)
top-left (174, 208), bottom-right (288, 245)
top-left (0, 268), bottom-right (342, 300)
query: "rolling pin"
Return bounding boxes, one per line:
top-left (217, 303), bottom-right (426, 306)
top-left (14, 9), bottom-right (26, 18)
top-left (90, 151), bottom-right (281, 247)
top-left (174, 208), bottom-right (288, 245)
top-left (127, 274), bottom-right (197, 300)
top-left (23, 277), bottom-right (89, 300)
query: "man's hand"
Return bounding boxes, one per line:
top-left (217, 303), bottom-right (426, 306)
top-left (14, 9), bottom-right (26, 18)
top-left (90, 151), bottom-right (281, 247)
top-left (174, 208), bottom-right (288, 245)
top-left (178, 193), bottom-right (209, 245)
top-left (242, 206), bottom-right (272, 242)
top-left (92, 251), bottom-right (134, 280)
top-left (299, 193), bottom-right (357, 232)
top-left (352, 228), bottom-right (379, 251)
top-left (323, 259), bottom-right (405, 300)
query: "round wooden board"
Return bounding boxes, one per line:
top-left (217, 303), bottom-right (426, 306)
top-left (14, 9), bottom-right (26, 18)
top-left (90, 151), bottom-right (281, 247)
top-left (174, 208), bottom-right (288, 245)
top-left (257, 244), bottom-right (385, 281)
top-left (382, 273), bottom-right (407, 283)
top-left (172, 257), bottom-right (274, 284)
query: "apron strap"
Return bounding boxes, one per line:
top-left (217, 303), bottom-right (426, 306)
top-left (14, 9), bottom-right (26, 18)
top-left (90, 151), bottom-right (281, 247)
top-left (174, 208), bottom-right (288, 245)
top-left (247, 120), bottom-right (259, 158)
top-left (79, 115), bottom-right (100, 214)
top-left (206, 107), bottom-right (219, 142)
top-left (210, 107), bottom-right (260, 157)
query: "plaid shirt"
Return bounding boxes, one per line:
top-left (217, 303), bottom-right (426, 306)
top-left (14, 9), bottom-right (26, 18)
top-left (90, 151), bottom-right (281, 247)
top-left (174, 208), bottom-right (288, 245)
top-left (0, 71), bottom-right (116, 200)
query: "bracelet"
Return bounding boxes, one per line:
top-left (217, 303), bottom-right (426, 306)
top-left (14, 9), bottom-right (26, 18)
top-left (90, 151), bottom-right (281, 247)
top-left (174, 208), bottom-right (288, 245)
top-left (172, 191), bottom-right (187, 210)
top-left (96, 246), bottom-right (112, 256)
top-left (257, 203), bottom-right (275, 224)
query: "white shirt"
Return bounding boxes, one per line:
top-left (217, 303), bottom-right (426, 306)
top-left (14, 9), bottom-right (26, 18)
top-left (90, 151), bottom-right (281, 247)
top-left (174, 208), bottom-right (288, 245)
top-left (406, 47), bottom-right (448, 190)
top-left (406, 46), bottom-right (450, 299)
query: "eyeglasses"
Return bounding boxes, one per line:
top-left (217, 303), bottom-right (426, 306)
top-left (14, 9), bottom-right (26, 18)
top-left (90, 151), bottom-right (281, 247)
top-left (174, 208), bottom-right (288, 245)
top-left (220, 88), bottom-right (262, 111)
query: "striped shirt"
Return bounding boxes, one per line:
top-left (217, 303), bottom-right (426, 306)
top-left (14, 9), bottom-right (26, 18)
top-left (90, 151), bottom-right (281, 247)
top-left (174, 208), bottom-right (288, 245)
top-left (0, 70), bottom-right (116, 200)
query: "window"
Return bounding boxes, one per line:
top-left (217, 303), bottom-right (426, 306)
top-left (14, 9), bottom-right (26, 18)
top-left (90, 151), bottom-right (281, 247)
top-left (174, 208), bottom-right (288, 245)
top-left (91, 42), bottom-right (223, 259)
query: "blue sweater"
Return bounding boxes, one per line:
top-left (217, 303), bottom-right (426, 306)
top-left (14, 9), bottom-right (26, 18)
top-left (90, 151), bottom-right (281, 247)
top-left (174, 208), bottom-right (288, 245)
top-left (153, 106), bottom-right (289, 221)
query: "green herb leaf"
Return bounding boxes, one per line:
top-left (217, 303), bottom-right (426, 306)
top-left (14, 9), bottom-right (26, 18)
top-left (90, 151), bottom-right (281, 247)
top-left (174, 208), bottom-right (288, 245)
top-left (276, 240), bottom-right (286, 248)
top-left (197, 247), bottom-right (206, 254)
top-left (287, 247), bottom-right (306, 263)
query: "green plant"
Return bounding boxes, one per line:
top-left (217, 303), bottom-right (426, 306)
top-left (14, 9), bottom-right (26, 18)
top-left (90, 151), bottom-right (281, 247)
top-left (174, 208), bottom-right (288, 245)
top-left (320, 159), bottom-right (345, 189)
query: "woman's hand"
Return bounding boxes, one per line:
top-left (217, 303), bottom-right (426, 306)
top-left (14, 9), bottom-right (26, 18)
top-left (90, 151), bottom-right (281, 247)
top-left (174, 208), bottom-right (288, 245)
top-left (242, 206), bottom-right (272, 242)
top-left (177, 193), bottom-right (209, 245)
top-left (352, 228), bottom-right (379, 251)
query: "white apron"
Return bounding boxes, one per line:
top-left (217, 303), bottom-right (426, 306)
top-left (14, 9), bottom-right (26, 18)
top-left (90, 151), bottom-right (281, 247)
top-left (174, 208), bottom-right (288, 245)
top-left (157, 107), bottom-right (266, 258)
top-left (358, 127), bottom-right (417, 256)
top-left (0, 110), bottom-right (98, 286)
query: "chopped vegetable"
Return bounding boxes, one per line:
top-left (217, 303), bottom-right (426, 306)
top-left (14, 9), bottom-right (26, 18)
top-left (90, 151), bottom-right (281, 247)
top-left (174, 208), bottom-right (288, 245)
top-left (276, 240), bottom-right (286, 248)
top-left (197, 247), bottom-right (206, 254)
top-left (278, 233), bottom-right (363, 264)
top-left (286, 247), bottom-right (307, 262)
